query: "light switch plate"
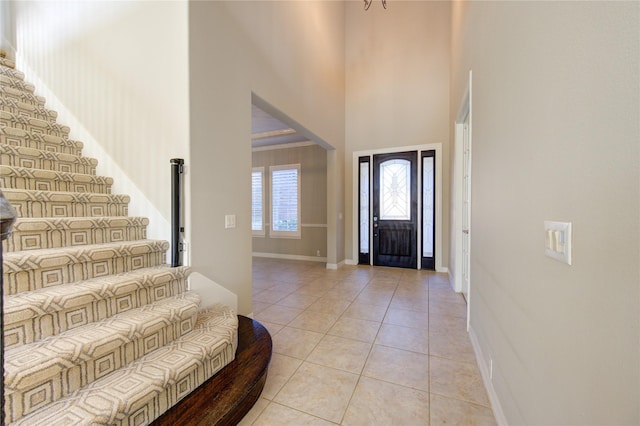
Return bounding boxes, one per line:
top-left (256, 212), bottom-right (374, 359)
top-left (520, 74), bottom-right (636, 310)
top-left (544, 221), bottom-right (572, 265)
top-left (225, 214), bottom-right (236, 229)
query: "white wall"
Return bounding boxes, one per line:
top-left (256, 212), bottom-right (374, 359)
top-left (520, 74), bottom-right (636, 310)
top-left (14, 1), bottom-right (190, 244)
top-left (189, 1), bottom-right (345, 314)
top-left (450, 2), bottom-right (640, 424)
top-left (345, 1), bottom-right (451, 266)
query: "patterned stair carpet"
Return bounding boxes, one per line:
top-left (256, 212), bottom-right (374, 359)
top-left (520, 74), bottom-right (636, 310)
top-left (0, 56), bottom-right (238, 425)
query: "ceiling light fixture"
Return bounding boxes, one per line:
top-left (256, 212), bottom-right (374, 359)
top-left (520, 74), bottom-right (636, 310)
top-left (364, 0), bottom-right (387, 10)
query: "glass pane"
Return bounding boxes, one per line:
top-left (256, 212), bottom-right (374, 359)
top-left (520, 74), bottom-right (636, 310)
top-left (251, 170), bottom-right (263, 231)
top-left (422, 157), bottom-right (434, 257)
top-left (380, 159), bottom-right (411, 220)
top-left (359, 161), bottom-right (369, 254)
top-left (272, 168), bottom-right (299, 232)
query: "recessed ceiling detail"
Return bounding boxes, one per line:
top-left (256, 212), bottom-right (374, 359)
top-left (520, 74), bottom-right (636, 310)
top-left (251, 104), bottom-right (310, 148)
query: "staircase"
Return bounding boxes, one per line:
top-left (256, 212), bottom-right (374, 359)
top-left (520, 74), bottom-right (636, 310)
top-left (1, 56), bottom-right (239, 425)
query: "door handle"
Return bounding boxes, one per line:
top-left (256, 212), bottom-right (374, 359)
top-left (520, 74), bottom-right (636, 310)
top-left (462, 229), bottom-right (469, 234)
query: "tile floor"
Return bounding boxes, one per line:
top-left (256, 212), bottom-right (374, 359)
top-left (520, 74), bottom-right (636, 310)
top-left (239, 258), bottom-right (497, 426)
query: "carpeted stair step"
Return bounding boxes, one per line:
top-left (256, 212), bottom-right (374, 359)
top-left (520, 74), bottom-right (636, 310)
top-left (0, 64), bottom-right (25, 80)
top-left (1, 110), bottom-right (70, 137)
top-left (3, 265), bottom-right (190, 349)
top-left (3, 216), bottom-right (148, 252)
top-left (1, 126), bottom-right (82, 155)
top-left (0, 56), bottom-right (16, 68)
top-left (0, 84), bottom-right (46, 107)
top-left (4, 291), bottom-right (202, 423)
top-left (0, 144), bottom-right (97, 175)
top-left (0, 165), bottom-right (112, 195)
top-left (2, 240), bottom-right (169, 295)
top-left (0, 165), bottom-right (112, 194)
top-left (2, 188), bottom-right (129, 218)
top-left (0, 74), bottom-right (36, 93)
top-left (0, 97), bottom-right (58, 121)
top-left (12, 304), bottom-right (238, 426)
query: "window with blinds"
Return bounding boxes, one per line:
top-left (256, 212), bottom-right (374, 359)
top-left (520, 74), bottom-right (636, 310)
top-left (251, 167), bottom-right (264, 236)
top-left (270, 164), bottom-right (301, 238)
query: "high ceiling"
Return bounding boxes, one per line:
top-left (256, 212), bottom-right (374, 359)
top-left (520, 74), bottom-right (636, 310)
top-left (251, 104), bottom-right (310, 148)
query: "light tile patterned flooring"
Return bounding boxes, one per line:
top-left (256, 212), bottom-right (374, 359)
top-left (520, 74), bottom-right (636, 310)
top-left (239, 258), bottom-right (497, 425)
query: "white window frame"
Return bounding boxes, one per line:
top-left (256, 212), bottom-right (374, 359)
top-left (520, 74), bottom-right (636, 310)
top-left (251, 167), bottom-right (265, 237)
top-left (270, 163), bottom-right (301, 239)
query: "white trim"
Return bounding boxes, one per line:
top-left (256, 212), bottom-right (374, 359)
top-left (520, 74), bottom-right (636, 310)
top-left (251, 167), bottom-right (266, 237)
top-left (252, 140), bottom-right (316, 152)
top-left (301, 223), bottom-right (328, 228)
top-left (351, 144), bottom-right (443, 272)
top-left (325, 260), bottom-right (345, 270)
top-left (252, 252), bottom-right (327, 263)
top-left (270, 163), bottom-right (301, 239)
top-left (344, 259), bottom-right (358, 266)
top-left (469, 326), bottom-right (508, 426)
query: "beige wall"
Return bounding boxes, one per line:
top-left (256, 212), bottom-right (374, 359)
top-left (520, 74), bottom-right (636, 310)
top-left (450, 1), bottom-right (640, 423)
top-left (252, 144), bottom-right (328, 259)
top-left (13, 0), bottom-right (190, 242)
top-left (189, 1), bottom-right (345, 314)
top-left (345, 1), bottom-right (451, 266)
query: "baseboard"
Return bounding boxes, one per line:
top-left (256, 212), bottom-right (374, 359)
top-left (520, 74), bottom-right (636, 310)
top-left (325, 260), bottom-right (346, 270)
top-left (344, 259), bottom-right (358, 266)
top-left (468, 326), bottom-right (508, 426)
top-left (252, 252), bottom-right (327, 263)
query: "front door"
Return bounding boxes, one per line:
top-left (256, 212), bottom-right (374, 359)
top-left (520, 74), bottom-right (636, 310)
top-left (372, 151), bottom-right (418, 268)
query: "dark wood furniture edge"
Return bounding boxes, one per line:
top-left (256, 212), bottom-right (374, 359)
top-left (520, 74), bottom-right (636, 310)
top-left (152, 315), bottom-right (273, 426)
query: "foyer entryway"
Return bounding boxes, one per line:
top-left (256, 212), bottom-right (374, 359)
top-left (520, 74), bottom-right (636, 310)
top-left (356, 145), bottom-right (441, 271)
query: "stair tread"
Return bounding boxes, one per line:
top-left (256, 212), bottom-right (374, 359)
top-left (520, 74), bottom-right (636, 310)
top-left (10, 215), bottom-right (148, 231)
top-left (4, 292), bottom-right (201, 391)
top-left (1, 110), bottom-right (69, 135)
top-left (0, 57), bottom-right (16, 68)
top-left (2, 187), bottom-right (129, 203)
top-left (0, 97), bottom-right (57, 120)
top-left (3, 239), bottom-right (169, 270)
top-left (0, 165), bottom-right (112, 185)
top-left (12, 305), bottom-right (238, 426)
top-left (0, 74), bottom-right (35, 93)
top-left (0, 143), bottom-right (97, 174)
top-left (4, 265), bottom-right (190, 324)
top-left (0, 84), bottom-right (45, 106)
top-left (1, 125), bottom-right (82, 151)
top-left (3, 216), bottom-right (149, 252)
top-left (0, 65), bottom-right (25, 80)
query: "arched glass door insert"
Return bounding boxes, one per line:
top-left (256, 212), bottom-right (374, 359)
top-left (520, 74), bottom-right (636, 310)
top-left (372, 151), bottom-right (417, 268)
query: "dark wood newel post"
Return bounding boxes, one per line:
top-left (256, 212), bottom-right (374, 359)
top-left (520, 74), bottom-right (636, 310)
top-left (170, 159), bottom-right (185, 267)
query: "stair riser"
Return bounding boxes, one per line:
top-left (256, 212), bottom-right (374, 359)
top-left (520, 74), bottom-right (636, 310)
top-left (0, 145), bottom-right (97, 175)
top-left (3, 219), bottom-right (148, 252)
top-left (2, 127), bottom-right (82, 155)
top-left (0, 85), bottom-right (45, 107)
top-left (4, 194), bottom-right (129, 219)
top-left (4, 251), bottom-right (167, 295)
top-left (0, 100), bottom-right (57, 122)
top-left (4, 278), bottom-right (188, 349)
top-left (6, 311), bottom-right (199, 423)
top-left (0, 75), bottom-right (35, 93)
top-left (1, 111), bottom-right (70, 137)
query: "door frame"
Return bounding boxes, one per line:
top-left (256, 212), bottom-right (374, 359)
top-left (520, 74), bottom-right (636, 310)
top-left (453, 70), bottom-right (473, 330)
top-left (351, 143), bottom-right (444, 272)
